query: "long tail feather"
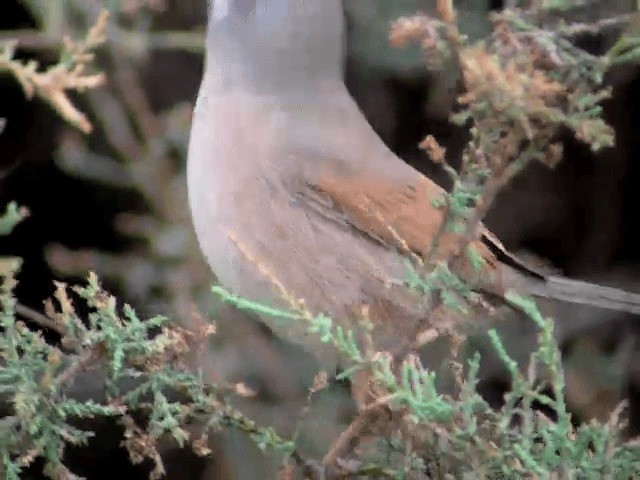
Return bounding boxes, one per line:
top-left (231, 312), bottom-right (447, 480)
top-left (536, 275), bottom-right (640, 316)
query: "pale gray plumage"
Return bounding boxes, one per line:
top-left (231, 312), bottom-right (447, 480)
top-left (187, 0), bottom-right (640, 369)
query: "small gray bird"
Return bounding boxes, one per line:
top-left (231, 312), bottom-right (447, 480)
top-left (187, 0), bottom-right (640, 371)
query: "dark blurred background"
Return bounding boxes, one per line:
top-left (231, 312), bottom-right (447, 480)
top-left (2, 1), bottom-right (640, 478)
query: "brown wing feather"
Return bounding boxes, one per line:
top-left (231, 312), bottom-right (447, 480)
top-left (308, 173), bottom-right (504, 294)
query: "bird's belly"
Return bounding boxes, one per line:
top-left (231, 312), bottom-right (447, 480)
top-left (186, 99), bottom-right (421, 363)
top-left (188, 163), bottom-right (428, 366)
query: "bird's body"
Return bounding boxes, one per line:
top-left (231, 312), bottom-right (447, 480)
top-left (188, 76), bottom-right (439, 364)
top-left (188, 0), bottom-right (640, 369)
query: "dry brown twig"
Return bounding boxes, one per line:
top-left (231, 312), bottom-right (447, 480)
top-left (14, 303), bottom-right (64, 336)
top-left (0, 10), bottom-right (109, 133)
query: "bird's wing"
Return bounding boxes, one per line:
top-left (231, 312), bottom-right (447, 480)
top-left (295, 170), bottom-right (504, 290)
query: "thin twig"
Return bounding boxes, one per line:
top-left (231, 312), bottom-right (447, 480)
top-left (449, 147), bottom-right (537, 275)
top-left (321, 407), bottom-right (381, 468)
top-left (53, 346), bottom-right (103, 391)
top-left (0, 29), bottom-right (205, 54)
top-left (15, 303), bottom-right (64, 336)
top-left (558, 13), bottom-right (632, 39)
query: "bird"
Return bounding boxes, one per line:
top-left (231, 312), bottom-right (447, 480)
top-left (187, 0), bottom-right (640, 373)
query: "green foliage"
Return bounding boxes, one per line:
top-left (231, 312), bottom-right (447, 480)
top-left (607, 12), bottom-right (640, 66)
top-left (213, 281), bottom-right (640, 477)
top-left (0, 206), bottom-right (296, 479)
top-left (0, 203), bottom-right (28, 236)
top-left (212, 286), bottom-right (365, 363)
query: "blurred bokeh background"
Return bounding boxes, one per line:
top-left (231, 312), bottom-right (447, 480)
top-left (2, 0), bottom-right (640, 478)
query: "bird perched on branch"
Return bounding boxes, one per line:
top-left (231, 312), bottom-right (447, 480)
top-left (187, 0), bottom-right (640, 372)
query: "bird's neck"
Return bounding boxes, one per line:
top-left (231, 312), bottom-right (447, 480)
top-left (205, 0), bottom-right (345, 98)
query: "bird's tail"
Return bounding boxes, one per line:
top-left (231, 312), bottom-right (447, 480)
top-left (529, 275), bottom-right (640, 316)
